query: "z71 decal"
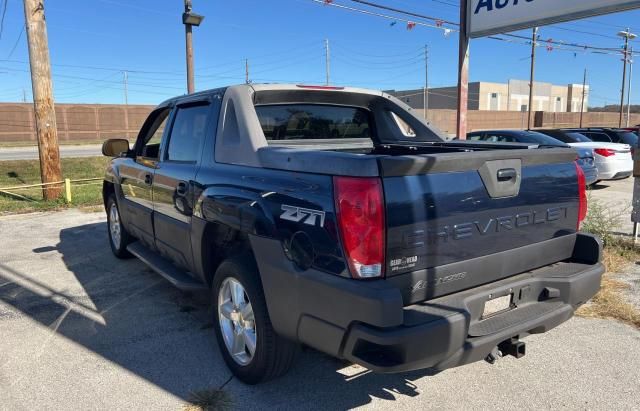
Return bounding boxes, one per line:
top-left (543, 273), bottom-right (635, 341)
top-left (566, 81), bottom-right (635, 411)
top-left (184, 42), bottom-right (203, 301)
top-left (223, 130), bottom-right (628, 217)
top-left (280, 205), bottom-right (326, 227)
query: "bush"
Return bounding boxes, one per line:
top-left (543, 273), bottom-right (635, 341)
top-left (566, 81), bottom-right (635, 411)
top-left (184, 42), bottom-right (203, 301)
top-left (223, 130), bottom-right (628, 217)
top-left (580, 194), bottom-right (629, 246)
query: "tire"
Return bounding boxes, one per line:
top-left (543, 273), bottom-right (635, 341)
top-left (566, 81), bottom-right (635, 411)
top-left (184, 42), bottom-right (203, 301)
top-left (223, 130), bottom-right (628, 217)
top-left (211, 255), bottom-right (298, 384)
top-left (106, 194), bottom-right (133, 259)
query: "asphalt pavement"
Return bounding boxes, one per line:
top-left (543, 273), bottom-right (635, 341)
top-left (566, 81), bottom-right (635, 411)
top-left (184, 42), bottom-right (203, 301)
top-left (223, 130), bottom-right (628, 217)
top-left (0, 144), bottom-right (102, 160)
top-left (0, 208), bottom-right (639, 410)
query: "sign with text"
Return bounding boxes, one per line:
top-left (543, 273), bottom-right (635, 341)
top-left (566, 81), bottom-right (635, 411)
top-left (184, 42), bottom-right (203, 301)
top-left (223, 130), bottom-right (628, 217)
top-left (468, 0), bottom-right (640, 38)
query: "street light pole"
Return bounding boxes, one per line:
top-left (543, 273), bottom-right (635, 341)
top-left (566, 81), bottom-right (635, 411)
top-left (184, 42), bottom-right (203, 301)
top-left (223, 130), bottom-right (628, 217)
top-left (618, 28), bottom-right (636, 128)
top-left (182, 0), bottom-right (204, 94)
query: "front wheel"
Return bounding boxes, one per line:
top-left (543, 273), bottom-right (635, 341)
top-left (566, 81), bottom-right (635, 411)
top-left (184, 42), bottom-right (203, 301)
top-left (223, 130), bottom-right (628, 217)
top-left (212, 255), bottom-right (298, 384)
top-left (106, 195), bottom-right (133, 259)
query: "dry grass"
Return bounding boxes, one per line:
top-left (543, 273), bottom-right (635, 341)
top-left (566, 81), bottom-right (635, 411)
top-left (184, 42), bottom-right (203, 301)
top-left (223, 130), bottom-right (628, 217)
top-left (576, 239), bottom-right (640, 329)
top-left (183, 389), bottom-right (233, 411)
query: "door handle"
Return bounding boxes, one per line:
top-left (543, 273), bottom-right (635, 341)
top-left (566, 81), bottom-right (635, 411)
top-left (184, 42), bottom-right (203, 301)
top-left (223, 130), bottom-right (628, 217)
top-left (176, 181), bottom-right (188, 196)
top-left (497, 168), bottom-right (517, 182)
top-left (144, 174), bottom-right (153, 185)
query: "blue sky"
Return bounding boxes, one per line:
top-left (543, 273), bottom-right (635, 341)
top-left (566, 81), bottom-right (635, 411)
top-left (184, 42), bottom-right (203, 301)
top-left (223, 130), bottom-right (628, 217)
top-left (0, 0), bottom-right (639, 106)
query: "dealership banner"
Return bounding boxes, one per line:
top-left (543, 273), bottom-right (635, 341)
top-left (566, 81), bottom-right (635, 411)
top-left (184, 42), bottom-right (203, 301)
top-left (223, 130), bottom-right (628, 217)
top-left (468, 0), bottom-right (640, 38)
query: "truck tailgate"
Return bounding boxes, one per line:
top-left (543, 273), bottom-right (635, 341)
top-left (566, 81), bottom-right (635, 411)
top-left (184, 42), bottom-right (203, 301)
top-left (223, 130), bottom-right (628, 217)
top-left (380, 149), bottom-right (581, 304)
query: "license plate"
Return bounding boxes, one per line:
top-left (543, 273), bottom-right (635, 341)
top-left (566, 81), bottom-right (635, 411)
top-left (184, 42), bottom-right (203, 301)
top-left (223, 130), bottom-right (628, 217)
top-left (482, 294), bottom-right (512, 318)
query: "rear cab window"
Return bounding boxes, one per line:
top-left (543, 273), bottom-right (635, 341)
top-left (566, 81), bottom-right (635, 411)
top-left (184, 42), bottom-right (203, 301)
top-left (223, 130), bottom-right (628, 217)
top-left (255, 104), bottom-right (372, 142)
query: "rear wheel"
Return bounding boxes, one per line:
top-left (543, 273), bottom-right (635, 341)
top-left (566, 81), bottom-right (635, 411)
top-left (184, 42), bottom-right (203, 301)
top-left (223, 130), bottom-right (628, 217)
top-left (212, 255), bottom-right (298, 384)
top-left (107, 194), bottom-right (133, 258)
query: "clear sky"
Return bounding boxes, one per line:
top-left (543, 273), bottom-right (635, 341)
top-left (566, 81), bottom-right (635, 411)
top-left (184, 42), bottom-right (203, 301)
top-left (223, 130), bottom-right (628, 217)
top-left (0, 0), bottom-right (639, 107)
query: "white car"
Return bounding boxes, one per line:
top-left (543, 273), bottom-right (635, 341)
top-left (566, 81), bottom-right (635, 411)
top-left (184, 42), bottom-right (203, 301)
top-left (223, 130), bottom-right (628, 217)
top-left (538, 130), bottom-right (633, 181)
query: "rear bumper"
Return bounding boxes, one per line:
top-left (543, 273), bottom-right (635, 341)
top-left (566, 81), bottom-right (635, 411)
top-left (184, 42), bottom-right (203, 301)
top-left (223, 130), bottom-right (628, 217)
top-left (342, 260), bottom-right (602, 373)
top-left (596, 157), bottom-right (633, 180)
top-left (250, 234), bottom-right (603, 373)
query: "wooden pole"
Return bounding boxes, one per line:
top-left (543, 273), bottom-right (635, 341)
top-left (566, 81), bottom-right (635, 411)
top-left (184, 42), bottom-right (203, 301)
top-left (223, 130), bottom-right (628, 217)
top-left (580, 69), bottom-right (587, 128)
top-left (325, 39), bottom-right (331, 86)
top-left (619, 29), bottom-right (630, 128)
top-left (23, 0), bottom-right (62, 200)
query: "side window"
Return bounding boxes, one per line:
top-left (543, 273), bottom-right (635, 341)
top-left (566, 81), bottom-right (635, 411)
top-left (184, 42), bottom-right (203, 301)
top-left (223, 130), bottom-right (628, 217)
top-left (166, 104), bottom-right (210, 162)
top-left (137, 109), bottom-right (170, 161)
top-left (467, 133), bottom-right (484, 141)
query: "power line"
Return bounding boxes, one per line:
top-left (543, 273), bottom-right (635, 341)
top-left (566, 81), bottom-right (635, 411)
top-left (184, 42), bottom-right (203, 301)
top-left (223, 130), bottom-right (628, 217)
top-left (346, 0), bottom-right (457, 26)
top-left (312, 0), bottom-right (457, 31)
top-left (0, 0), bottom-right (7, 40)
top-left (315, 0), bottom-right (638, 58)
top-left (6, 25), bottom-right (23, 59)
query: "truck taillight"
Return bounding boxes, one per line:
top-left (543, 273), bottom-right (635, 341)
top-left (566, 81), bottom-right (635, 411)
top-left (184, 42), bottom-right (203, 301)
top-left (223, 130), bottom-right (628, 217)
top-left (576, 162), bottom-right (587, 229)
top-left (594, 148), bottom-right (616, 157)
top-left (333, 177), bottom-right (385, 279)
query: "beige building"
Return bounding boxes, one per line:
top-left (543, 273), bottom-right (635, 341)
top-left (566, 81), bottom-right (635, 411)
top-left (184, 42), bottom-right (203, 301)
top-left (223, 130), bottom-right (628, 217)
top-left (387, 80), bottom-right (589, 113)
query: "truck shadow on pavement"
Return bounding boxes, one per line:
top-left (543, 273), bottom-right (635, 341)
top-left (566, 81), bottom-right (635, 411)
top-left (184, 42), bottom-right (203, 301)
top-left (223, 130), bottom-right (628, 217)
top-left (0, 221), bottom-right (438, 409)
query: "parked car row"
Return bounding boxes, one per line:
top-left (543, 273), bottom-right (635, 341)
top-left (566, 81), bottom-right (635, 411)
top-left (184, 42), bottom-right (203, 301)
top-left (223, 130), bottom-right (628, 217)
top-left (466, 128), bottom-right (634, 185)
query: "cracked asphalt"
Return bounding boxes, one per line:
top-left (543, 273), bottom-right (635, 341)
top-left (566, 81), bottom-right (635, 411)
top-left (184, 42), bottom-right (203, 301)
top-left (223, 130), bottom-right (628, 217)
top-left (1, 207), bottom-right (639, 410)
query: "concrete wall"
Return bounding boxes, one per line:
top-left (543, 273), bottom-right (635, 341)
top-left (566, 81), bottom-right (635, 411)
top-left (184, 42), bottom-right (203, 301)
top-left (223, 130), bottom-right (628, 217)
top-left (0, 103), bottom-right (154, 143)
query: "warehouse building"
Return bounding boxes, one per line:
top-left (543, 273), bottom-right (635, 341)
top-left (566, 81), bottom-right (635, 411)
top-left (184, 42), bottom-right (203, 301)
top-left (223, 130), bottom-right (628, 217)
top-left (387, 80), bottom-right (589, 113)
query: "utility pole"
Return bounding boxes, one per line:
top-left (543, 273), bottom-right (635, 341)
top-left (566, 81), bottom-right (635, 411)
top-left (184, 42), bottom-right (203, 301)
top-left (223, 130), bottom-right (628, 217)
top-left (182, 0), bottom-right (204, 94)
top-left (23, 0), bottom-right (62, 200)
top-left (580, 68), bottom-right (587, 128)
top-left (325, 39), bottom-right (331, 85)
top-left (123, 70), bottom-right (129, 138)
top-left (627, 47), bottom-right (633, 127)
top-left (527, 27), bottom-right (538, 130)
top-left (456, 0), bottom-right (469, 139)
top-left (424, 45), bottom-right (429, 120)
top-left (123, 70), bottom-right (129, 106)
top-left (617, 28), bottom-right (636, 128)
top-left (245, 58), bottom-right (250, 84)
top-left (22, 88), bottom-right (27, 103)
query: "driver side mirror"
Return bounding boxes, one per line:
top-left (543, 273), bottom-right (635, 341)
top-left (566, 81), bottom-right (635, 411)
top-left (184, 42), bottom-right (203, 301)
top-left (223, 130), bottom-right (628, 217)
top-left (102, 139), bottom-right (130, 157)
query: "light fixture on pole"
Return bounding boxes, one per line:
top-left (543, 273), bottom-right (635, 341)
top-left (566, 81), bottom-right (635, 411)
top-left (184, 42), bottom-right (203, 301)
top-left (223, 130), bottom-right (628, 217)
top-left (183, 0), bottom-right (204, 94)
top-left (617, 28), bottom-right (636, 128)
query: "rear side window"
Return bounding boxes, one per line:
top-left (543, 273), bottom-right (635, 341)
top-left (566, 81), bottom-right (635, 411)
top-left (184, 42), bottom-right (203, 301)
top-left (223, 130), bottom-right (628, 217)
top-left (565, 132), bottom-right (592, 143)
top-left (615, 131), bottom-right (639, 146)
top-left (485, 133), bottom-right (514, 142)
top-left (583, 132), bottom-right (612, 143)
top-left (255, 104), bottom-right (372, 141)
top-left (166, 104), bottom-right (210, 162)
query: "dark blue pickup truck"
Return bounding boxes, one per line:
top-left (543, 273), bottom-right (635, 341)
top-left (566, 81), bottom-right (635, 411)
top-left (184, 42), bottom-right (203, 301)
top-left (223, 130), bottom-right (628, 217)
top-left (102, 84), bottom-right (603, 384)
